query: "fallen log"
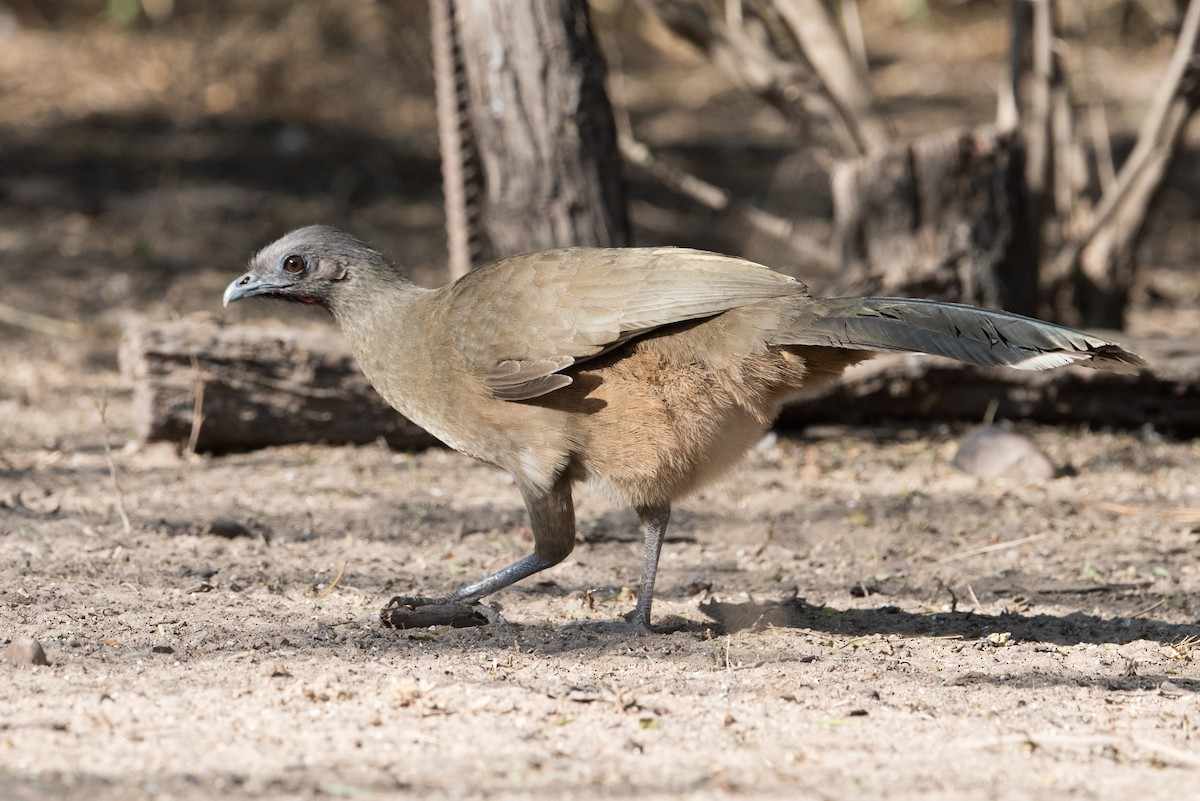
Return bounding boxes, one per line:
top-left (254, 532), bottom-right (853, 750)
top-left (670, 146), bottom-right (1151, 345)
top-left (778, 334), bottom-right (1200, 434)
top-left (119, 319), bottom-right (437, 453)
top-left (119, 319), bottom-right (1199, 453)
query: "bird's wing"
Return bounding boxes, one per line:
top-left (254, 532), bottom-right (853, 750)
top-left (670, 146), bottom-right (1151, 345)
top-left (444, 247), bottom-right (808, 401)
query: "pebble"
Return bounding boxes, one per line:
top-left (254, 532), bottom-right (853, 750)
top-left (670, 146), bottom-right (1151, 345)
top-left (4, 637), bottom-right (50, 666)
top-left (952, 425), bottom-right (1056, 480)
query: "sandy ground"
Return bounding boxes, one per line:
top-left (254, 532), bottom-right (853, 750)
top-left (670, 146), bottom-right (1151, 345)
top-left (3, 356), bottom-right (1198, 800)
top-left (2, 3), bottom-right (1199, 799)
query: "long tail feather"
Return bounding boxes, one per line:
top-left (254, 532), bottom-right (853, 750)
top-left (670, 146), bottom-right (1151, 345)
top-left (780, 297), bottom-right (1145, 375)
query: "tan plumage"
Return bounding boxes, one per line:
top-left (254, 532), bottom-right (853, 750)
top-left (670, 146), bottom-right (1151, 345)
top-left (224, 226), bottom-right (1146, 631)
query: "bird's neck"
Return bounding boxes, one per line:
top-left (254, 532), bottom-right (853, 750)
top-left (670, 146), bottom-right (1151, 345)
top-left (330, 272), bottom-right (432, 381)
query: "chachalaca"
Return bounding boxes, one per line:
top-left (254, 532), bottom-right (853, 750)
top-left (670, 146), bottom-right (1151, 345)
top-left (224, 226), bottom-right (1145, 631)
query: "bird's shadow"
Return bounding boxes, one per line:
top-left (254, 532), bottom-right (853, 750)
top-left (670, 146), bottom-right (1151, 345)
top-left (698, 595), bottom-right (1198, 648)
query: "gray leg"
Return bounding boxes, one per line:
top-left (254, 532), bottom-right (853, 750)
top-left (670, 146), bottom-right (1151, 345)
top-left (445, 554), bottom-right (558, 603)
top-left (625, 504), bottom-right (671, 632)
top-left (382, 473), bottom-right (576, 627)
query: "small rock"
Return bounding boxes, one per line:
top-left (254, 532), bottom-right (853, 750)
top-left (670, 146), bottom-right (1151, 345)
top-left (17, 489), bottom-right (60, 516)
top-left (952, 425), bottom-right (1056, 480)
top-left (5, 637), bottom-right (50, 666)
top-left (986, 631), bottom-right (1013, 647)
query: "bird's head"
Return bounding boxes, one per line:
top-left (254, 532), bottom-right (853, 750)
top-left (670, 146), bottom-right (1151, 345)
top-left (223, 225), bottom-right (395, 313)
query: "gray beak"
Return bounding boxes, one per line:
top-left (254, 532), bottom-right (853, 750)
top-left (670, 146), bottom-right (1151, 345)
top-left (223, 273), bottom-right (282, 307)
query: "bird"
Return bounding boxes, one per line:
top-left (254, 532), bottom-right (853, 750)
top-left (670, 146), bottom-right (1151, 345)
top-left (223, 225), bottom-right (1145, 632)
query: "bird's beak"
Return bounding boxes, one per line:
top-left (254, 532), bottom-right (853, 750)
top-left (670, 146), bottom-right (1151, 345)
top-left (223, 272), bottom-right (285, 307)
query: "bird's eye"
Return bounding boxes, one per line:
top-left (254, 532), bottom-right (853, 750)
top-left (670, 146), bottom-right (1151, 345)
top-left (283, 254), bottom-right (306, 274)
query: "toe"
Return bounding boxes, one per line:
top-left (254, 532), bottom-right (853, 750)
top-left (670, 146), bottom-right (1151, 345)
top-left (380, 597), bottom-right (501, 629)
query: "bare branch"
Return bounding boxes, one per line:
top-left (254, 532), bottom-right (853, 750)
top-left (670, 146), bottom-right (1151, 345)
top-left (0, 302), bottom-right (83, 340)
top-left (773, 0), bottom-right (890, 155)
top-left (1066, 0), bottom-right (1200, 255)
top-left (636, 0), bottom-right (868, 156)
top-left (839, 0), bottom-right (868, 77)
top-left (618, 134), bottom-right (838, 271)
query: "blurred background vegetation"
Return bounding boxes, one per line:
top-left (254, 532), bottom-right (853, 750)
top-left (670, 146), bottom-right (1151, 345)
top-left (0, 0), bottom-right (1196, 368)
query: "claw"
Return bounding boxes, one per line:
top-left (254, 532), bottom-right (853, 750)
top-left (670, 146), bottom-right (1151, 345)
top-left (383, 595), bottom-right (444, 610)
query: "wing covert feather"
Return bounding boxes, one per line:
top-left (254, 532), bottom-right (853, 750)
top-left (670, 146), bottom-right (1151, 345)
top-left (444, 247), bottom-right (807, 400)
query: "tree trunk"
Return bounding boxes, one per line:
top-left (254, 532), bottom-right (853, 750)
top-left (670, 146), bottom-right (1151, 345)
top-left (449, 0), bottom-right (629, 259)
top-left (430, 0), bottom-right (484, 280)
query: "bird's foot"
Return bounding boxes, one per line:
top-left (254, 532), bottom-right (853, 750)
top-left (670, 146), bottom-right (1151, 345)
top-left (380, 595), bottom-right (504, 629)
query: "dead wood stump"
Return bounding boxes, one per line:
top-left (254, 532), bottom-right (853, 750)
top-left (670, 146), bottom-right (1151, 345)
top-left (833, 125), bottom-right (1037, 315)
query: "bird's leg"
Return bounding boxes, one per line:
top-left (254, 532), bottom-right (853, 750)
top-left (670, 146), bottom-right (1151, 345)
top-left (382, 473), bottom-right (575, 628)
top-left (625, 504), bottom-right (671, 633)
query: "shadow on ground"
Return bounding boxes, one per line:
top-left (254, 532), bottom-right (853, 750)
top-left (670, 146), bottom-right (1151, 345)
top-left (700, 596), bottom-right (1200, 649)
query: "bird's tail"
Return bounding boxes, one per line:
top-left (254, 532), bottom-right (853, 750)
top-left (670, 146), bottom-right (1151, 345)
top-left (778, 297), bottom-right (1145, 374)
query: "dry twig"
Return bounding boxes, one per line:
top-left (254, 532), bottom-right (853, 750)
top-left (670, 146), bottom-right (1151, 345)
top-left (976, 731), bottom-right (1200, 769)
top-left (95, 390), bottom-right (133, 538)
top-left (186, 352), bottom-right (206, 455)
top-left (315, 562), bottom-right (348, 602)
top-left (1087, 501), bottom-right (1200, 524)
top-left (0, 302), bottom-right (83, 339)
top-left (938, 534), bottom-right (1047, 564)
